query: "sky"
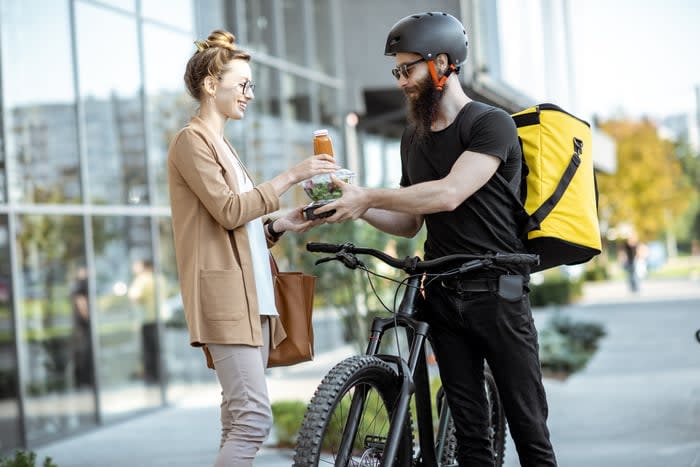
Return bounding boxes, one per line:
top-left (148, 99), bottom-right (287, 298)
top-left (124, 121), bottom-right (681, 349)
top-left (569, 0), bottom-right (700, 121)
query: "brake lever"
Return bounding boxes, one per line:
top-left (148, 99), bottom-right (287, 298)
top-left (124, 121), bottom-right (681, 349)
top-left (314, 256), bottom-right (336, 266)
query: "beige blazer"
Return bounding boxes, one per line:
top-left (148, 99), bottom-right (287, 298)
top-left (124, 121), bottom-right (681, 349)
top-left (167, 116), bottom-right (286, 348)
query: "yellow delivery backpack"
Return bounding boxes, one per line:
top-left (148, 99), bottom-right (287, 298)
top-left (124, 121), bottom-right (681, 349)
top-left (509, 103), bottom-right (601, 272)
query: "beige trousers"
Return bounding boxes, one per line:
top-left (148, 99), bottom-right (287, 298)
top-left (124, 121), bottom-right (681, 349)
top-left (207, 317), bottom-right (271, 467)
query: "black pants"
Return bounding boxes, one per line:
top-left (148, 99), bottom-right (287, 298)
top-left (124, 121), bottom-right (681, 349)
top-left (141, 322), bottom-right (160, 383)
top-left (421, 283), bottom-right (557, 467)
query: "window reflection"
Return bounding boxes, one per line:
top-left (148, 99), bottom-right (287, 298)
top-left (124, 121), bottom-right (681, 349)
top-left (313, 0), bottom-right (335, 74)
top-left (0, 216), bottom-right (20, 449)
top-left (141, 0), bottom-right (193, 31)
top-left (250, 62), bottom-right (281, 118)
top-left (283, 74), bottom-right (312, 122)
top-left (246, 0), bottom-right (276, 55)
top-left (142, 24), bottom-right (196, 206)
top-left (75, 3), bottom-right (147, 205)
top-left (92, 215), bottom-right (160, 420)
top-left (319, 84), bottom-right (340, 127)
top-left (282, 0), bottom-right (306, 65)
top-left (96, 0), bottom-right (135, 13)
top-left (15, 214), bottom-right (95, 442)
top-left (1, 0), bottom-right (81, 204)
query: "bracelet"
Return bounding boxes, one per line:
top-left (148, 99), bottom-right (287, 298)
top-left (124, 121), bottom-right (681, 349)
top-left (267, 219), bottom-right (283, 240)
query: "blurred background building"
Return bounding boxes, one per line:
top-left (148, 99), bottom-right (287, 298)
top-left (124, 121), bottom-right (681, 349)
top-left (0, 0), bottom-right (615, 453)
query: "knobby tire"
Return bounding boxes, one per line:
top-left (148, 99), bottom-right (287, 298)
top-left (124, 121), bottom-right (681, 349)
top-left (294, 355), bottom-right (414, 466)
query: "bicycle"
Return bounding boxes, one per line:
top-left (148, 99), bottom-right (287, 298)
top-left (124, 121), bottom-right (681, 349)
top-left (293, 242), bottom-right (540, 466)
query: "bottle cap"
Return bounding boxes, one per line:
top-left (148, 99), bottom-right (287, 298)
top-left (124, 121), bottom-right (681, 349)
top-left (313, 129), bottom-right (329, 137)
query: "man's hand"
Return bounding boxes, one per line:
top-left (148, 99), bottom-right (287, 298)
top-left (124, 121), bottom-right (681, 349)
top-left (315, 176), bottom-right (370, 223)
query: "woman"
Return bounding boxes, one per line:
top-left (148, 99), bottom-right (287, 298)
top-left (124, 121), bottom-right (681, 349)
top-left (167, 30), bottom-right (338, 466)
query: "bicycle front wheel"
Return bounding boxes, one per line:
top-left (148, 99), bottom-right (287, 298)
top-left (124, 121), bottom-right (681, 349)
top-left (294, 355), bottom-right (414, 466)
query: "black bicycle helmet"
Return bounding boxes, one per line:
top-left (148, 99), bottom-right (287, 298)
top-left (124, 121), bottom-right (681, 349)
top-left (384, 12), bottom-right (468, 67)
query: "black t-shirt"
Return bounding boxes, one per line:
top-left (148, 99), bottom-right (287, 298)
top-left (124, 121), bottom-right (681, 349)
top-left (400, 101), bottom-right (526, 265)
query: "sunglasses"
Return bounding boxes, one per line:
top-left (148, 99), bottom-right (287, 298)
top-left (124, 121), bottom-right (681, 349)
top-left (391, 58), bottom-right (426, 80)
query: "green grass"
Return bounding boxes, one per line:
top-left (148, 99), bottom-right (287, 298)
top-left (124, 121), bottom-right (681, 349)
top-left (648, 255), bottom-right (700, 279)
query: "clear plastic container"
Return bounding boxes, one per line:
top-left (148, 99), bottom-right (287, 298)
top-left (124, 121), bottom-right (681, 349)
top-left (300, 168), bottom-right (355, 202)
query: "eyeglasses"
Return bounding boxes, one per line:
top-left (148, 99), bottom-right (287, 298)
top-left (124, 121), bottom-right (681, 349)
top-left (239, 80), bottom-right (256, 95)
top-left (391, 58), bottom-right (426, 80)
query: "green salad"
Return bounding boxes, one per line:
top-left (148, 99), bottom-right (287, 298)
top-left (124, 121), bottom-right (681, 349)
top-left (300, 169), bottom-right (354, 202)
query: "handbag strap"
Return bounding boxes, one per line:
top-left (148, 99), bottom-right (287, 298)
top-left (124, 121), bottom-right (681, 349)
top-left (268, 252), bottom-right (280, 276)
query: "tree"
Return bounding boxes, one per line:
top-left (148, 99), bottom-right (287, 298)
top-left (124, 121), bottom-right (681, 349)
top-left (597, 119), bottom-right (696, 242)
top-left (675, 140), bottom-right (700, 251)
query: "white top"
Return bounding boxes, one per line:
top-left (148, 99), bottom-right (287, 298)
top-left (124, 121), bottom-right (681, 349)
top-left (224, 147), bottom-right (278, 317)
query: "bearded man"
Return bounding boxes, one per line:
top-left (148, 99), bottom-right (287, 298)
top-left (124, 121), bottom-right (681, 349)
top-left (319, 11), bottom-right (558, 467)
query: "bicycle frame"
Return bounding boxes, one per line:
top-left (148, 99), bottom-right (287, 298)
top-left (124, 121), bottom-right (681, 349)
top-left (303, 241), bottom-right (537, 467)
top-left (340, 273), bottom-right (449, 467)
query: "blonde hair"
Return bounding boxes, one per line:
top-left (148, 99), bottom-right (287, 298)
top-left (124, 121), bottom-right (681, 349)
top-left (184, 29), bottom-right (251, 101)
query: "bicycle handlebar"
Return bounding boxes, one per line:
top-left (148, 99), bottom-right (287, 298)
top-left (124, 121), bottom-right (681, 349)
top-left (306, 242), bottom-right (539, 273)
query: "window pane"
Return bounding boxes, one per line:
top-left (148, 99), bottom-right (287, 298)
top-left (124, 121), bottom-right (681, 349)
top-left (96, 0), bottom-right (135, 13)
top-left (0, 0), bottom-right (81, 204)
top-left (245, 0), bottom-right (275, 55)
top-left (284, 74), bottom-right (312, 122)
top-left (15, 214), bottom-right (95, 442)
top-left (282, 0), bottom-right (305, 65)
top-left (141, 0), bottom-right (193, 31)
top-left (319, 84), bottom-right (340, 127)
top-left (143, 24), bottom-right (196, 206)
top-left (92, 215), bottom-right (160, 421)
top-left (312, 0), bottom-right (335, 74)
top-left (250, 62), bottom-right (281, 118)
top-left (75, 3), bottom-right (147, 205)
top-left (0, 215), bottom-right (20, 449)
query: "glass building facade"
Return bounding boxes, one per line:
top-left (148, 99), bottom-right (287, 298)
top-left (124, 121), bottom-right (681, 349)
top-left (0, 0), bottom-right (343, 452)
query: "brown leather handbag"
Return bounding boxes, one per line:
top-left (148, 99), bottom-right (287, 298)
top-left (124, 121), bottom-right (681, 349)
top-left (267, 254), bottom-right (316, 368)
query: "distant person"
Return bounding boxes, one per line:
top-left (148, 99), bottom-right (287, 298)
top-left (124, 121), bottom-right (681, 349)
top-left (70, 266), bottom-right (93, 387)
top-left (167, 30), bottom-right (336, 466)
top-left (128, 259), bottom-right (166, 383)
top-left (623, 232), bottom-right (641, 292)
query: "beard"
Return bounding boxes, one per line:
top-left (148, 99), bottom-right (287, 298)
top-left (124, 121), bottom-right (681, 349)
top-left (405, 73), bottom-right (445, 143)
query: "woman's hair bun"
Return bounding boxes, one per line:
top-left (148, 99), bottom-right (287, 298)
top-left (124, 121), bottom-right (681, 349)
top-left (206, 29), bottom-right (236, 51)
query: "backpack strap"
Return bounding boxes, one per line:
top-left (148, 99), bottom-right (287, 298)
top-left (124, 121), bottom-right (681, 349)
top-left (523, 137), bottom-right (584, 233)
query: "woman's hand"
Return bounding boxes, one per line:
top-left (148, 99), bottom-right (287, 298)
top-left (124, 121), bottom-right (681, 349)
top-left (274, 207), bottom-right (323, 234)
top-left (269, 154), bottom-right (339, 196)
top-left (287, 154), bottom-right (339, 184)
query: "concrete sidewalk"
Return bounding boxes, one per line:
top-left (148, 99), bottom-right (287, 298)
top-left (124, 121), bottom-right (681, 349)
top-left (34, 277), bottom-right (700, 467)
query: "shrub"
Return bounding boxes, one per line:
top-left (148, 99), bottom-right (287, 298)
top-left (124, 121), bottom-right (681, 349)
top-left (538, 313), bottom-right (606, 376)
top-left (271, 400), bottom-right (308, 447)
top-left (529, 276), bottom-right (582, 307)
top-left (0, 450), bottom-right (58, 467)
top-left (583, 263), bottom-right (609, 281)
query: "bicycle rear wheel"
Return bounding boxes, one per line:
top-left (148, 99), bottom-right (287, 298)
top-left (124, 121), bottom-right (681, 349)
top-left (434, 367), bottom-right (506, 466)
top-left (485, 367), bottom-right (506, 466)
top-left (294, 355), bottom-right (413, 466)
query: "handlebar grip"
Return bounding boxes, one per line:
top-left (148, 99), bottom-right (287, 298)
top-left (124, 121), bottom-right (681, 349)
top-left (493, 253), bottom-right (540, 266)
top-left (306, 242), bottom-right (344, 253)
